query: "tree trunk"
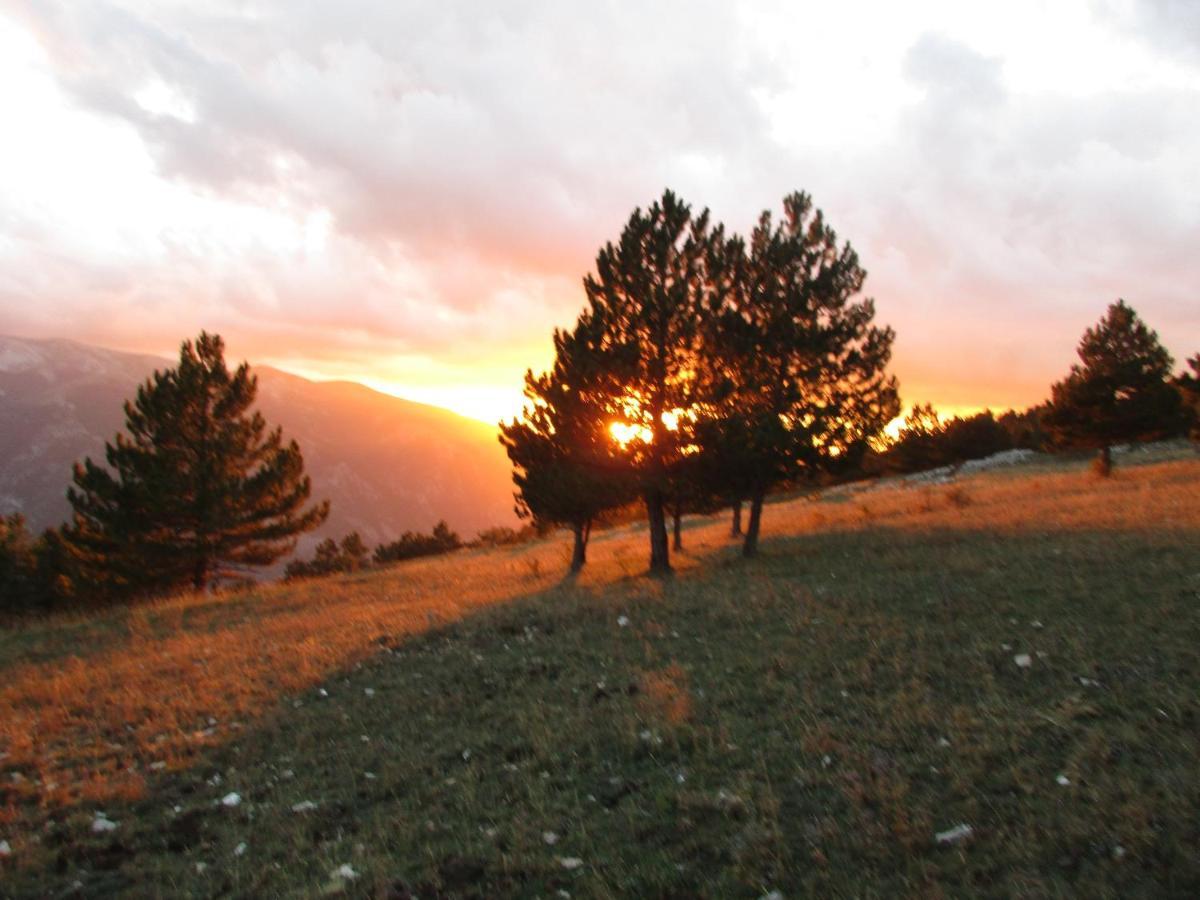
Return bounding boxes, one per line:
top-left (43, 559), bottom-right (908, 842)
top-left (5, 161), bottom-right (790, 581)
top-left (742, 490), bottom-right (766, 558)
top-left (645, 490), bottom-right (671, 574)
top-left (569, 521), bottom-right (588, 573)
top-left (192, 556), bottom-right (209, 592)
top-left (1094, 445), bottom-right (1113, 477)
top-left (672, 505), bottom-right (683, 552)
top-left (731, 500), bottom-right (743, 537)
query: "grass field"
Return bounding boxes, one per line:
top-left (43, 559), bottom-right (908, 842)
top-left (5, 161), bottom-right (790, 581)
top-left (2, 446), bottom-right (1199, 897)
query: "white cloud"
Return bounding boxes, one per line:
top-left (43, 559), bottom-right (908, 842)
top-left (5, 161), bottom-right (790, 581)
top-left (0, 0), bottom-right (1197, 421)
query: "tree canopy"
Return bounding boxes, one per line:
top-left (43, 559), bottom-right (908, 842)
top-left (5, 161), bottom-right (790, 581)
top-left (66, 332), bottom-right (329, 597)
top-left (579, 189), bottom-right (730, 572)
top-left (499, 310), bottom-right (634, 572)
top-left (701, 192), bottom-right (899, 556)
top-left (1043, 300), bottom-right (1185, 472)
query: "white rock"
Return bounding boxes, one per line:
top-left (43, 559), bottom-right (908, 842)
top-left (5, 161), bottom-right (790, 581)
top-left (0, 839), bottom-right (11, 856)
top-left (291, 801), bottom-right (318, 813)
top-left (318, 688), bottom-right (328, 697)
top-left (1113, 845), bottom-right (1127, 860)
top-left (149, 761), bottom-right (167, 771)
top-left (221, 792), bottom-right (241, 808)
top-left (364, 688), bottom-right (375, 698)
top-left (935, 823), bottom-right (973, 845)
top-left (462, 749), bottom-right (472, 761)
top-left (1031, 620), bottom-right (1043, 629)
top-left (617, 615), bottom-right (630, 627)
top-left (92, 816), bottom-right (118, 833)
top-left (559, 857), bottom-right (584, 870)
top-left (761, 892), bottom-right (785, 900)
top-left (234, 841), bottom-right (247, 856)
top-left (543, 831), bottom-right (559, 845)
top-left (1056, 774), bottom-right (1070, 786)
top-left (195, 862), bottom-right (207, 874)
top-left (332, 863), bottom-right (359, 880)
top-left (1013, 654), bottom-right (1032, 669)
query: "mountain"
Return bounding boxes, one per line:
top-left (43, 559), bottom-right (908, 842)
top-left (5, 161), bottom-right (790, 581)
top-left (0, 335), bottom-right (518, 558)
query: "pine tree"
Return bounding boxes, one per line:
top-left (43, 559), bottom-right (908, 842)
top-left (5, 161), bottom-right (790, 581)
top-left (66, 332), bottom-right (329, 597)
top-left (1175, 354), bottom-right (1200, 443)
top-left (580, 190), bottom-right (729, 573)
top-left (0, 514), bottom-right (37, 615)
top-left (1043, 301), bottom-right (1185, 474)
top-left (702, 192), bottom-right (899, 556)
top-left (499, 310), bottom-right (633, 572)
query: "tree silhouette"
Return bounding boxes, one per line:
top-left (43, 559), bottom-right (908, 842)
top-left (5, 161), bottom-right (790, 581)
top-left (702, 192), bottom-right (899, 556)
top-left (580, 190), bottom-right (729, 573)
top-left (1043, 300), bottom-right (1185, 474)
top-left (284, 531), bottom-right (370, 580)
top-left (499, 310), bottom-right (633, 572)
top-left (0, 514), bottom-right (37, 615)
top-left (66, 332), bottom-right (329, 597)
top-left (372, 521), bottom-right (462, 565)
top-left (1176, 354), bottom-right (1200, 443)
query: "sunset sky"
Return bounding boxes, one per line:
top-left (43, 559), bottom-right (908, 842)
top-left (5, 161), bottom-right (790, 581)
top-left (0, 0), bottom-right (1196, 425)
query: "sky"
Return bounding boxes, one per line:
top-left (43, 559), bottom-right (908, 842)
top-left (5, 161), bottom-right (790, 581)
top-left (0, 0), bottom-right (1197, 425)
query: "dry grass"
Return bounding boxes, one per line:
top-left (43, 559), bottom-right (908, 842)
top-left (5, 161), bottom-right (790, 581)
top-left (0, 543), bottom-right (574, 836)
top-left (1, 446), bottom-right (1198, 895)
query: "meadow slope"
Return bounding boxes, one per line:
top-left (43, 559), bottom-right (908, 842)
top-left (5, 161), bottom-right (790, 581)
top-left (1, 446), bottom-right (1198, 897)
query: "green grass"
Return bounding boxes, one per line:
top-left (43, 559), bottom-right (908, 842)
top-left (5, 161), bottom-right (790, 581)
top-left (2, 455), bottom-right (1200, 897)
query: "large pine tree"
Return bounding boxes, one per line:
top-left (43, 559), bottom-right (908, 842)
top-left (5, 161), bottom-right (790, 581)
top-left (499, 310), bottom-right (633, 573)
top-left (701, 192), bottom-right (899, 556)
top-left (1043, 300), bottom-right (1185, 474)
top-left (66, 332), bottom-right (329, 597)
top-left (580, 190), bottom-right (729, 573)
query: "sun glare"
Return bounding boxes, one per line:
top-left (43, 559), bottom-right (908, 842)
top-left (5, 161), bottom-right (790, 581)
top-left (609, 421), bottom-right (652, 446)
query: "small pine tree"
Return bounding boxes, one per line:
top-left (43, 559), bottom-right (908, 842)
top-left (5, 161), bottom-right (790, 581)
top-left (0, 514), bottom-right (38, 615)
top-left (1043, 301), bottom-right (1185, 474)
top-left (499, 310), bottom-right (633, 572)
top-left (1175, 354), bottom-right (1200, 443)
top-left (67, 332), bottom-right (329, 598)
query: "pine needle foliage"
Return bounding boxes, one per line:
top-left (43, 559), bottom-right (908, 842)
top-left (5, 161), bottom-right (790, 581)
top-left (66, 332), bottom-right (329, 598)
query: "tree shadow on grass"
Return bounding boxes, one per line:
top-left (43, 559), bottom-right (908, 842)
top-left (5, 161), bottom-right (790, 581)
top-left (12, 521), bottom-right (1200, 897)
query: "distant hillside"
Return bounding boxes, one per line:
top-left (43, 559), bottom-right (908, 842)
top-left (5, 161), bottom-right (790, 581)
top-left (0, 335), bottom-right (517, 553)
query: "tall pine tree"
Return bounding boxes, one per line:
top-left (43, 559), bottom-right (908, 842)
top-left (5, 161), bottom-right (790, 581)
top-left (580, 190), bottom-right (728, 573)
top-left (66, 332), bottom-right (329, 597)
top-left (701, 192), bottom-right (899, 556)
top-left (1043, 300), bottom-right (1185, 474)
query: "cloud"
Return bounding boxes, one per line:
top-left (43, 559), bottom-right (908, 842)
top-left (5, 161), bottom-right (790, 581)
top-left (0, 1), bottom-right (1197, 421)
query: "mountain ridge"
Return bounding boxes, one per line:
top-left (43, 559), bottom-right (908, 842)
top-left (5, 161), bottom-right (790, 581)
top-left (0, 334), bottom-right (518, 556)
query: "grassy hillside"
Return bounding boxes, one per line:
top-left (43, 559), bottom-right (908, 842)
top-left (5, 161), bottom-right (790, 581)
top-left (2, 448), bottom-right (1198, 897)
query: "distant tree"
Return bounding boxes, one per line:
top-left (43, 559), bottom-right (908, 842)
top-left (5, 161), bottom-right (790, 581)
top-left (499, 311), bottom-right (633, 572)
top-left (580, 190), bottom-right (729, 573)
top-left (879, 403), bottom-right (945, 474)
top-left (1043, 301), bottom-right (1186, 475)
top-left (0, 513), bottom-right (37, 615)
top-left (1175, 354), bottom-right (1200, 443)
top-left (473, 525), bottom-right (537, 548)
top-left (373, 521), bottom-right (462, 565)
top-left (997, 405), bottom-right (1049, 451)
top-left (881, 407), bottom-right (1015, 474)
top-left (66, 332), bottom-right (329, 598)
top-left (940, 411), bottom-right (1013, 463)
top-left (702, 192), bottom-right (899, 556)
top-left (339, 532), bottom-right (369, 571)
top-left (284, 531), bottom-right (370, 580)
